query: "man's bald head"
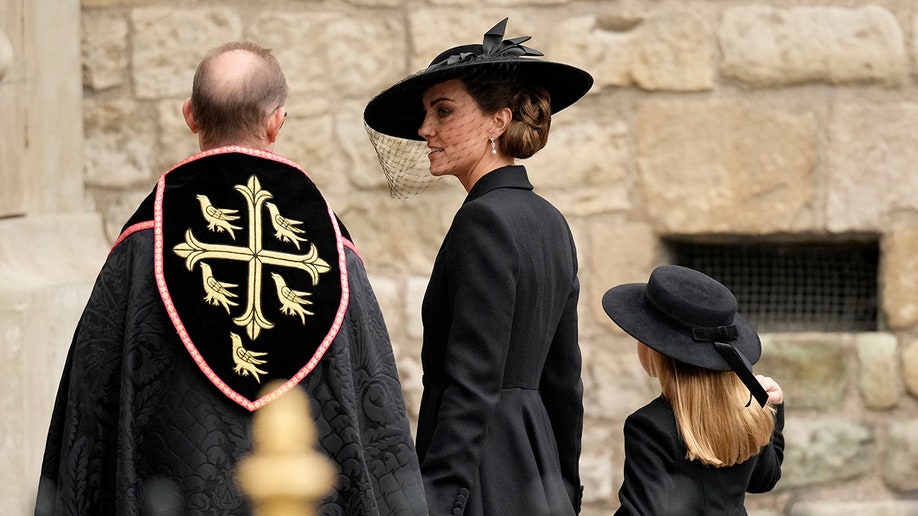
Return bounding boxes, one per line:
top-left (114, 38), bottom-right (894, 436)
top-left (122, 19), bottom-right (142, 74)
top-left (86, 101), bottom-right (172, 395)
top-left (188, 42), bottom-right (288, 149)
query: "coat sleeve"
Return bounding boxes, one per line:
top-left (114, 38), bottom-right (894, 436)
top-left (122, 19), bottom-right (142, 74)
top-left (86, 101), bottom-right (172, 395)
top-left (614, 407), bottom-right (682, 516)
top-left (538, 235), bottom-right (583, 511)
top-left (747, 403), bottom-right (785, 493)
top-left (420, 202), bottom-right (519, 515)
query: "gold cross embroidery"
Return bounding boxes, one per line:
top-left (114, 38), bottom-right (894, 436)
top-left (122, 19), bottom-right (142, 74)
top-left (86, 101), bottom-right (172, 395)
top-left (174, 175), bottom-right (331, 342)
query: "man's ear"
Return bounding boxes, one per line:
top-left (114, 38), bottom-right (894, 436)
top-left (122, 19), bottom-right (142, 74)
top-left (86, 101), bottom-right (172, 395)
top-left (266, 106), bottom-right (286, 144)
top-left (182, 98), bottom-right (199, 134)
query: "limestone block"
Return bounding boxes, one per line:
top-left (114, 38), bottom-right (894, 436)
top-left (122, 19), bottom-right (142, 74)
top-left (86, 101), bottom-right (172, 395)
top-left (396, 354), bottom-right (423, 424)
top-left (827, 103), bottom-right (918, 232)
top-left (855, 333), bottom-right (901, 409)
top-left (581, 341), bottom-right (658, 422)
top-left (880, 228), bottom-right (918, 330)
top-left (91, 187), bottom-right (153, 243)
top-left (903, 338), bottom-right (918, 398)
top-left (780, 417), bottom-right (874, 489)
top-left (550, 13), bottom-right (714, 92)
top-left (249, 13), bottom-right (405, 99)
top-left (884, 419), bottom-right (918, 492)
top-left (580, 424), bottom-right (618, 504)
top-left (82, 11), bottom-right (128, 91)
top-left (756, 334), bottom-right (848, 410)
top-left (790, 500), bottom-right (918, 516)
top-left (586, 218), bottom-right (657, 328)
top-left (525, 105), bottom-right (631, 217)
top-left (330, 100), bottom-right (389, 192)
top-left (84, 99), bottom-right (159, 188)
top-left (132, 8), bottom-right (243, 99)
top-left (156, 99), bottom-right (200, 170)
top-left (404, 276), bottom-right (427, 342)
top-left (719, 5), bottom-right (906, 87)
top-left (635, 99), bottom-right (817, 234)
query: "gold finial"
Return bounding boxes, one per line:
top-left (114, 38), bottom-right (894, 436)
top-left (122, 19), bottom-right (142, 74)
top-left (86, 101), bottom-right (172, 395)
top-left (236, 381), bottom-right (337, 516)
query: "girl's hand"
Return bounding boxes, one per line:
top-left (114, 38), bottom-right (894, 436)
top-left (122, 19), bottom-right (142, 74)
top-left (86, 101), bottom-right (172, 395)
top-left (756, 374), bottom-right (784, 405)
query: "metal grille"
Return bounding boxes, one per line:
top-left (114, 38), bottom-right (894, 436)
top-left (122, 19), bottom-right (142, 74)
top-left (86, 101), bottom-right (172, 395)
top-left (667, 240), bottom-right (879, 332)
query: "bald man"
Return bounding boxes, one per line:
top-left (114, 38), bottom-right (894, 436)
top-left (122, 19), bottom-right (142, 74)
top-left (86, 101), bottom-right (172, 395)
top-left (35, 42), bottom-right (426, 515)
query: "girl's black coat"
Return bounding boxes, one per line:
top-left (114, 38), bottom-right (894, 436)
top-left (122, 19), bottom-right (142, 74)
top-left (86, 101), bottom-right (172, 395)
top-left (416, 166), bottom-right (583, 515)
top-left (615, 396), bottom-right (785, 515)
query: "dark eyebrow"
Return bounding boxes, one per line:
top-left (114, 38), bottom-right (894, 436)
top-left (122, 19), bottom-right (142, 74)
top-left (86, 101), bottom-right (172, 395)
top-left (424, 96), bottom-right (453, 108)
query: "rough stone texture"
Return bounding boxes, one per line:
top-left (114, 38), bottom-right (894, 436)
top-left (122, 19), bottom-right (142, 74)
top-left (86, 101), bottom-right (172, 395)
top-left (881, 228), bottom-right (918, 330)
top-left (719, 5), bottom-right (907, 87)
top-left (4, 1), bottom-right (917, 513)
top-left (856, 333), bottom-right (901, 410)
top-left (903, 338), bottom-right (918, 398)
top-left (790, 500), bottom-right (918, 516)
top-left (635, 100), bottom-right (818, 234)
top-left (84, 99), bottom-right (159, 188)
top-left (756, 335), bottom-right (849, 410)
top-left (827, 103), bottom-right (918, 232)
top-left (883, 419), bottom-right (918, 492)
top-left (132, 8), bottom-right (243, 99)
top-left (780, 418), bottom-right (874, 489)
top-left (550, 12), bottom-right (714, 92)
top-left (81, 11), bottom-right (128, 91)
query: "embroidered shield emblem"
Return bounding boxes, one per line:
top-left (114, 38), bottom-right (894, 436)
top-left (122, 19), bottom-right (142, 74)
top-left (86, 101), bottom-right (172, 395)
top-left (155, 148), bottom-right (347, 410)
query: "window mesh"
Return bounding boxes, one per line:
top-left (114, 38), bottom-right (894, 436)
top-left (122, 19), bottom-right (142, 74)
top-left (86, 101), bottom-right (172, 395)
top-left (667, 240), bottom-right (879, 332)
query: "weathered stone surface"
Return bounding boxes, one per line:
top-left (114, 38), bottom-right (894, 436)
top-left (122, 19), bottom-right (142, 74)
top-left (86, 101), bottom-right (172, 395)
top-left (903, 338), bottom-right (918, 398)
top-left (551, 13), bottom-right (714, 92)
top-left (84, 99), bottom-right (159, 188)
top-left (132, 8), bottom-right (242, 99)
top-left (82, 11), bottom-right (128, 90)
top-left (635, 100), bottom-right (818, 234)
top-left (756, 334), bottom-right (849, 410)
top-left (719, 5), bottom-right (906, 86)
top-left (586, 218), bottom-right (657, 329)
top-left (250, 13), bottom-right (405, 99)
top-left (580, 424), bottom-right (618, 504)
top-left (790, 500), bottom-right (918, 516)
top-left (156, 99), bottom-right (200, 170)
top-left (827, 103), bottom-right (918, 232)
top-left (856, 333), bottom-right (901, 409)
top-left (780, 418), bottom-right (874, 489)
top-left (582, 341), bottom-right (658, 422)
top-left (880, 228), bottom-right (918, 329)
top-left (883, 419), bottom-right (918, 492)
top-left (526, 105), bottom-right (631, 216)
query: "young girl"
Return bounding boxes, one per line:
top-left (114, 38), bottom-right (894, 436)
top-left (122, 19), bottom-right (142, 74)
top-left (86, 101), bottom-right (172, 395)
top-left (602, 265), bottom-right (784, 515)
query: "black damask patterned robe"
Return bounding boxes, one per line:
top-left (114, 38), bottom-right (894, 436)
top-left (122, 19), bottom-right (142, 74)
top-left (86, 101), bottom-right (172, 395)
top-left (35, 148), bottom-right (426, 515)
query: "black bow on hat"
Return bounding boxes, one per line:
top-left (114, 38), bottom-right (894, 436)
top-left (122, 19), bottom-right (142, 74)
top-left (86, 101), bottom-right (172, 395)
top-left (602, 265), bottom-right (769, 407)
top-left (363, 18), bottom-right (594, 141)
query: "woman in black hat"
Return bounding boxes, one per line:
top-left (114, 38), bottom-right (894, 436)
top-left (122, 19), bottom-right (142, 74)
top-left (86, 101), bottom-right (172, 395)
top-left (602, 265), bottom-right (785, 515)
top-left (364, 18), bottom-right (592, 516)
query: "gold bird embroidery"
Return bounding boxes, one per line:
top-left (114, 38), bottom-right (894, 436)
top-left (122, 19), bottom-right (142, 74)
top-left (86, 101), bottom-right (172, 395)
top-left (271, 272), bottom-right (314, 324)
top-left (231, 333), bottom-right (268, 383)
top-left (196, 194), bottom-right (242, 239)
top-left (265, 202), bottom-right (307, 249)
top-left (199, 262), bottom-right (239, 313)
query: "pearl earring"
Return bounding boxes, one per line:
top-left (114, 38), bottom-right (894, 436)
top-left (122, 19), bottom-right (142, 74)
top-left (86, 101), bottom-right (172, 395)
top-left (490, 137), bottom-right (497, 155)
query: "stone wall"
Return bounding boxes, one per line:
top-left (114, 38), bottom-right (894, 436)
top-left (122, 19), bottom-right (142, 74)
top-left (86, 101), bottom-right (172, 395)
top-left (78, 1), bottom-right (918, 514)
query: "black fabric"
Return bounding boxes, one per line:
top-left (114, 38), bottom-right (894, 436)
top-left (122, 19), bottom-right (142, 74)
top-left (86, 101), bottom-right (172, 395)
top-left (614, 397), bottom-right (785, 515)
top-left (416, 166), bottom-right (583, 515)
top-left (36, 151), bottom-right (426, 516)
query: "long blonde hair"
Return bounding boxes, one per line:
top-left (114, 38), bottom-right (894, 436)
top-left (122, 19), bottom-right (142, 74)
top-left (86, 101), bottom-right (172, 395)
top-left (647, 346), bottom-right (776, 467)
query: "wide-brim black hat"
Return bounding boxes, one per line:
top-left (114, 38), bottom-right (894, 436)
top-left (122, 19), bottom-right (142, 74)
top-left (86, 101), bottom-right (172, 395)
top-left (364, 18), bottom-right (594, 141)
top-left (602, 265), bottom-right (769, 406)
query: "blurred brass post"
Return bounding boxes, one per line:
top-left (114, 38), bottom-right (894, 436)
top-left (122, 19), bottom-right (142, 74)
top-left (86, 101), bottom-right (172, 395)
top-left (236, 381), bottom-right (337, 516)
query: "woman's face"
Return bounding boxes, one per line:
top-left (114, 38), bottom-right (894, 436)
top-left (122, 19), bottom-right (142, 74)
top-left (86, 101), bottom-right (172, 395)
top-left (418, 79), bottom-right (498, 189)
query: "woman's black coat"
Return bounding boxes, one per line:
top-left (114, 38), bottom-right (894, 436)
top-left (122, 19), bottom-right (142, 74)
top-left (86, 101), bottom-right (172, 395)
top-left (415, 166), bottom-right (583, 515)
